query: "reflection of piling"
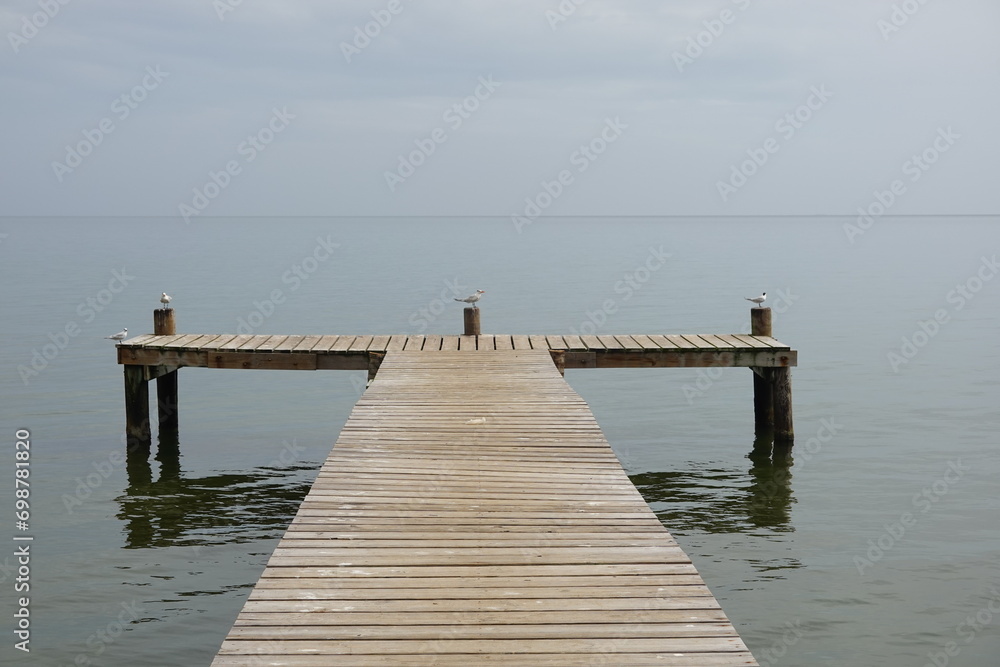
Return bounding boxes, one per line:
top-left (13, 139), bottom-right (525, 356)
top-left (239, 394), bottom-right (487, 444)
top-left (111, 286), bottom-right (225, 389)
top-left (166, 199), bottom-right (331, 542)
top-left (463, 307), bottom-right (481, 336)
top-left (750, 307), bottom-right (793, 445)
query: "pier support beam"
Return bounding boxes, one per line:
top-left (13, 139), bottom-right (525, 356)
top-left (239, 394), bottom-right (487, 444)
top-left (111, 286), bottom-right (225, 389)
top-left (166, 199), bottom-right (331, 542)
top-left (750, 307), bottom-right (773, 436)
top-left (154, 308), bottom-right (178, 436)
top-left (750, 306), bottom-right (793, 445)
top-left (550, 349), bottom-right (566, 376)
top-left (124, 365), bottom-right (151, 450)
top-left (463, 307), bottom-right (481, 336)
top-left (367, 351), bottom-right (385, 384)
top-left (772, 366), bottom-right (794, 445)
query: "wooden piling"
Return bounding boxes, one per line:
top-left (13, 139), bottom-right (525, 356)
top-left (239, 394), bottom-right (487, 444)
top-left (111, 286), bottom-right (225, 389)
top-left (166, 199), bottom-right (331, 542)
top-left (772, 366), bottom-right (794, 444)
top-left (550, 349), bottom-right (566, 376)
top-left (153, 308), bottom-right (179, 435)
top-left (367, 351), bottom-right (385, 385)
top-left (750, 308), bottom-right (773, 435)
top-left (124, 364), bottom-right (151, 450)
top-left (153, 307), bottom-right (176, 335)
top-left (463, 306), bottom-right (481, 336)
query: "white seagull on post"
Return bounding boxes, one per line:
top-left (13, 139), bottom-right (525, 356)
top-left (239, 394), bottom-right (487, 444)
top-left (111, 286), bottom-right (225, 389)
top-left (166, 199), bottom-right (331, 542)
top-left (455, 290), bottom-right (485, 308)
top-left (105, 328), bottom-right (128, 341)
top-left (160, 292), bottom-right (172, 309)
top-left (745, 292), bottom-right (767, 307)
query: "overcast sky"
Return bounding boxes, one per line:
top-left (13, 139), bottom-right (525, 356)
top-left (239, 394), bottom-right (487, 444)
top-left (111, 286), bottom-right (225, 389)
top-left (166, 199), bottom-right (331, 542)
top-left (2, 0), bottom-right (997, 217)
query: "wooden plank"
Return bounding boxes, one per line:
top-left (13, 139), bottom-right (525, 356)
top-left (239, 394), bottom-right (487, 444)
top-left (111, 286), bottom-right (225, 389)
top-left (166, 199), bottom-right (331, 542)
top-left (401, 336), bottom-right (424, 351)
top-left (731, 334), bottom-right (772, 348)
top-left (561, 334), bottom-right (587, 350)
top-left (237, 335), bottom-right (272, 351)
top-left (546, 335), bottom-right (567, 349)
top-left (528, 335), bottom-right (549, 350)
top-left (253, 335), bottom-right (290, 352)
top-left (367, 335), bottom-right (391, 352)
top-left (211, 350), bottom-right (757, 666)
top-left (329, 336), bottom-right (357, 351)
top-left (141, 334), bottom-right (187, 348)
top-left (511, 334), bottom-right (531, 350)
top-left (348, 335), bottom-right (374, 351)
top-left (595, 334), bottom-right (623, 349)
top-left (663, 334), bottom-right (698, 349)
top-left (646, 334), bottom-right (679, 349)
top-left (698, 334), bottom-right (736, 348)
top-left (440, 335), bottom-right (459, 351)
top-left (494, 335), bottom-right (514, 350)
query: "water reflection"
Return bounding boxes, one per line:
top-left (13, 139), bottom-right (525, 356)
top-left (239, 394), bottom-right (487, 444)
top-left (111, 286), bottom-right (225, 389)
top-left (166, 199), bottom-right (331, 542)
top-left (117, 436), bottom-right (315, 549)
top-left (631, 437), bottom-right (796, 534)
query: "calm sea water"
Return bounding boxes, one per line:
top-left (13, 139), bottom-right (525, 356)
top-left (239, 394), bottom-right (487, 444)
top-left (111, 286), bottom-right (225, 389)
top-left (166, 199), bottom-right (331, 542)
top-left (1, 217), bottom-right (998, 666)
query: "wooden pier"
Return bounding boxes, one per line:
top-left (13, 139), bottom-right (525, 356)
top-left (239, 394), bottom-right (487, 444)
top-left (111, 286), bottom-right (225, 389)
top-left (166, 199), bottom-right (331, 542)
top-left (115, 307), bottom-right (796, 665)
top-left (209, 349), bottom-right (758, 665)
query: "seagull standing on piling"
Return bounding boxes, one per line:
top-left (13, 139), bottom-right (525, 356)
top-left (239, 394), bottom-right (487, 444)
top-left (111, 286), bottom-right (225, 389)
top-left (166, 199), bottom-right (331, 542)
top-left (105, 328), bottom-right (128, 341)
top-left (160, 292), bottom-right (172, 309)
top-left (455, 290), bottom-right (485, 308)
top-left (745, 292), bottom-right (767, 307)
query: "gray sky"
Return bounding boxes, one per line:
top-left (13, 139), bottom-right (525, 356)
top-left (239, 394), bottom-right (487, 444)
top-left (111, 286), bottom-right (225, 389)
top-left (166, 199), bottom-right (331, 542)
top-left (2, 0), bottom-right (997, 217)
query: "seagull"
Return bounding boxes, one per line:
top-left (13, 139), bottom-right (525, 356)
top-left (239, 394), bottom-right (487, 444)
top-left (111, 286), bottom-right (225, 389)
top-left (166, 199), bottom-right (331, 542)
top-left (454, 290), bottom-right (485, 308)
top-left (105, 328), bottom-right (128, 341)
top-left (160, 292), bottom-right (172, 309)
top-left (745, 292), bottom-right (767, 307)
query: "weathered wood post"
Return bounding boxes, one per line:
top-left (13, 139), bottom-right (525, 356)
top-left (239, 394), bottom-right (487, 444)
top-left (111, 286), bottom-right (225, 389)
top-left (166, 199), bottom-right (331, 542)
top-left (124, 364), bottom-right (151, 450)
top-left (367, 351), bottom-right (385, 385)
top-left (550, 350), bottom-right (566, 376)
top-left (772, 366), bottom-right (794, 445)
top-left (154, 308), bottom-right (179, 435)
top-left (750, 307), bottom-right (773, 435)
top-left (463, 307), bottom-right (481, 336)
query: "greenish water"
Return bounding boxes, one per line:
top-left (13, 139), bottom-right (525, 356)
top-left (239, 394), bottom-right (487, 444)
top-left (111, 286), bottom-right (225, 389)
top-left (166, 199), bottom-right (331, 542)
top-left (1, 217), bottom-right (998, 666)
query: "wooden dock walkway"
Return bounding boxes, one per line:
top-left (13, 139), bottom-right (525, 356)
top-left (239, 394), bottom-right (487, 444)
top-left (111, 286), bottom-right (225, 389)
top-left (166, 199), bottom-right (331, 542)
top-left (210, 350), bottom-right (758, 666)
top-left (117, 332), bottom-right (796, 372)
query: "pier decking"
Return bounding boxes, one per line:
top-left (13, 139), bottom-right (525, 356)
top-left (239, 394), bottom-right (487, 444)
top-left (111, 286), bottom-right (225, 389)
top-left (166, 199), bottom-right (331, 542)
top-left (117, 331), bottom-right (796, 371)
top-left (209, 350), bottom-right (758, 666)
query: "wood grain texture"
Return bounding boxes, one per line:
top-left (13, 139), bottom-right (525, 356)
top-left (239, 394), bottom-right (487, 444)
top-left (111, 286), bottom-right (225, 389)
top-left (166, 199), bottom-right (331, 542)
top-left (210, 350), bottom-right (757, 666)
